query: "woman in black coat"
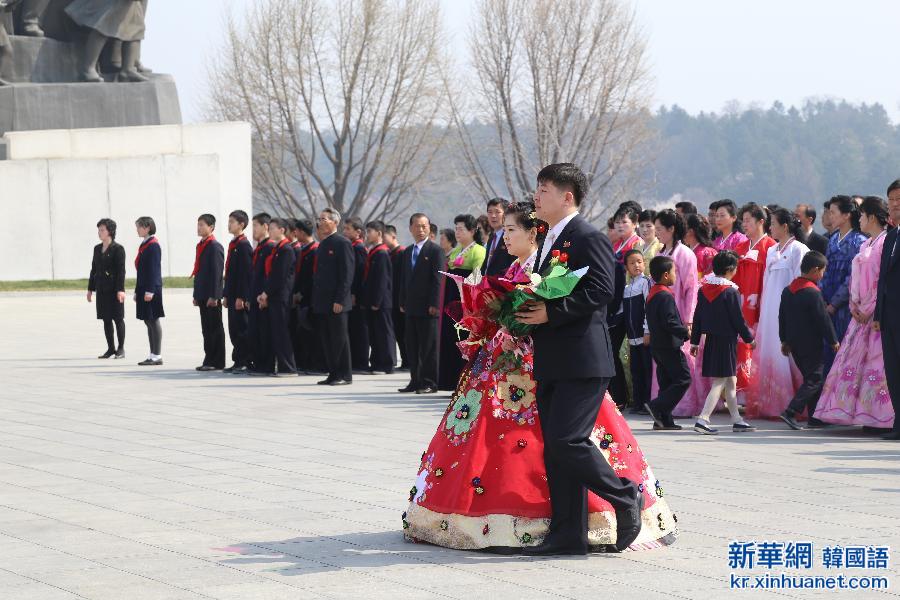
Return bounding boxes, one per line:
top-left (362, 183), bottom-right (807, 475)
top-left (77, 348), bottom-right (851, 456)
top-left (134, 215), bottom-right (165, 365)
top-left (88, 218), bottom-right (127, 358)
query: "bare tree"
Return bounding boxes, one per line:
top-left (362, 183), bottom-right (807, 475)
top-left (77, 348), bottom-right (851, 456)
top-left (451, 0), bottom-right (655, 221)
top-left (206, 0), bottom-right (448, 222)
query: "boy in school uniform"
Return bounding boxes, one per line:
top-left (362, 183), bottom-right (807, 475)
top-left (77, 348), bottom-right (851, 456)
top-left (258, 217), bottom-right (297, 376)
top-left (248, 213), bottom-right (276, 375)
top-left (385, 225), bottom-right (409, 370)
top-left (192, 214), bottom-right (226, 371)
top-left (644, 255), bottom-right (691, 431)
top-left (344, 217), bottom-right (370, 371)
top-left (286, 221), bottom-right (303, 368)
top-left (223, 210), bottom-right (253, 373)
top-left (779, 251), bottom-right (840, 430)
top-left (361, 220), bottom-right (396, 374)
top-left (690, 251), bottom-right (756, 434)
top-left (291, 218), bottom-right (323, 374)
top-left (622, 249), bottom-right (652, 414)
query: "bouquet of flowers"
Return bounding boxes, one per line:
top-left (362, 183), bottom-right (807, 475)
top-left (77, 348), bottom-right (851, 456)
top-left (442, 250), bottom-right (588, 347)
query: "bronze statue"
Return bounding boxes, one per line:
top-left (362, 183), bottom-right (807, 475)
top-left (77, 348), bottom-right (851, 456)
top-left (64, 0), bottom-right (146, 82)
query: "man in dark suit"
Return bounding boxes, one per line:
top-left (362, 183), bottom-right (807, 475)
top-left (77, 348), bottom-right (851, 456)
top-left (362, 220), bottom-right (396, 373)
top-left (344, 217), bottom-right (371, 372)
top-left (398, 213), bottom-right (442, 394)
top-left (192, 214), bottom-right (226, 371)
top-left (258, 217), bottom-right (297, 376)
top-left (795, 203), bottom-right (828, 255)
top-left (223, 210), bottom-right (252, 373)
top-left (248, 213), bottom-right (275, 375)
top-left (385, 224), bottom-right (408, 370)
top-left (481, 197), bottom-right (514, 276)
top-left (291, 218), bottom-right (324, 374)
top-left (874, 179), bottom-right (900, 440)
top-left (312, 208), bottom-right (355, 385)
top-left (515, 163), bottom-right (643, 555)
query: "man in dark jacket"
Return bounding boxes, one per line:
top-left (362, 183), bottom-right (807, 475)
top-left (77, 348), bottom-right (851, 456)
top-left (248, 212), bottom-right (275, 375)
top-left (344, 217), bottom-right (370, 372)
top-left (795, 204), bottom-right (828, 255)
top-left (223, 210), bottom-right (252, 373)
top-left (192, 214), bottom-right (225, 371)
top-left (481, 197), bottom-right (514, 276)
top-left (258, 217), bottom-right (297, 376)
top-left (312, 208), bottom-right (355, 385)
top-left (385, 224), bottom-right (408, 370)
top-left (515, 163), bottom-right (643, 556)
top-left (398, 213), bottom-right (442, 394)
top-left (291, 218), bottom-right (323, 374)
top-left (874, 179), bottom-right (900, 440)
top-left (362, 221), bottom-right (395, 373)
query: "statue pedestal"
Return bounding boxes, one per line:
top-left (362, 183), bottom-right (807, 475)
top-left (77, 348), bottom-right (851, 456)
top-left (0, 36), bottom-right (182, 137)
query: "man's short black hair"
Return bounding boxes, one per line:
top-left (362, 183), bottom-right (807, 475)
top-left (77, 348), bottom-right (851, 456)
top-left (623, 248), bottom-right (643, 264)
top-left (252, 212), bottom-right (272, 226)
top-left (649, 255), bottom-right (674, 282)
top-left (292, 218), bottom-right (314, 236)
top-left (366, 220), bottom-right (385, 235)
top-left (675, 201), bottom-right (697, 214)
top-left (536, 163), bottom-right (589, 206)
top-left (198, 213), bottom-right (216, 228)
top-left (135, 216), bottom-right (156, 235)
top-left (430, 223), bottom-right (438, 235)
top-left (712, 250), bottom-right (739, 276)
top-left (487, 197), bottom-right (509, 211)
top-left (345, 216), bottom-right (364, 232)
top-left (801, 251), bottom-right (827, 274)
top-left (409, 213), bottom-right (429, 226)
top-left (385, 224), bottom-right (398, 236)
top-left (798, 204), bottom-right (816, 224)
top-left (229, 210), bottom-right (249, 228)
top-left (269, 217), bottom-right (288, 231)
top-left (886, 179), bottom-right (900, 196)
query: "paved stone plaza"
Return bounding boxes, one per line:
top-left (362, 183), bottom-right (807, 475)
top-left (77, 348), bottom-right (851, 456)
top-left (0, 290), bottom-right (898, 599)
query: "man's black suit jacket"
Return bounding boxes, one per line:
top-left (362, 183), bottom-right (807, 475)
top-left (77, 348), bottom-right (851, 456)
top-left (530, 214), bottom-right (616, 381)
top-left (264, 240), bottom-right (296, 301)
top-left (875, 226), bottom-right (900, 327)
top-left (806, 230), bottom-right (829, 256)
top-left (362, 247), bottom-right (392, 310)
top-left (481, 229), bottom-right (514, 276)
top-left (223, 235), bottom-right (252, 302)
top-left (311, 233), bottom-right (354, 315)
top-left (399, 240), bottom-right (442, 317)
top-left (192, 239), bottom-right (224, 302)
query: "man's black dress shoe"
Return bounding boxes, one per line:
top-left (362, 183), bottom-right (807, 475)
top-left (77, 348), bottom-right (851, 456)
top-left (614, 493), bottom-right (645, 552)
top-left (806, 417), bottom-right (829, 429)
top-left (416, 386), bottom-right (438, 394)
top-left (98, 349), bottom-right (116, 359)
top-left (329, 379), bottom-right (352, 386)
top-left (652, 423), bottom-right (682, 431)
top-left (780, 410), bottom-right (802, 430)
top-left (114, 349), bottom-right (125, 359)
top-left (522, 539), bottom-right (588, 556)
top-left (397, 385), bottom-right (417, 393)
top-left (138, 358), bottom-right (163, 366)
top-left (196, 365), bottom-right (218, 372)
top-left (882, 430), bottom-right (900, 440)
top-left (223, 365), bottom-right (235, 373)
top-left (318, 378), bottom-right (336, 385)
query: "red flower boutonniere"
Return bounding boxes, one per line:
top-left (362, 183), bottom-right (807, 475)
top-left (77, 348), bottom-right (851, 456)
top-left (559, 252), bottom-right (569, 264)
top-left (551, 249), bottom-right (560, 258)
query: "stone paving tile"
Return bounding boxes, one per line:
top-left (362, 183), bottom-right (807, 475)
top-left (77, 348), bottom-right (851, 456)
top-left (1, 291), bottom-right (899, 599)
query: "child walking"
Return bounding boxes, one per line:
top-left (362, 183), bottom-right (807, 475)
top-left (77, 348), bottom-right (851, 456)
top-left (690, 251), bottom-right (757, 434)
top-left (622, 249), bottom-right (652, 413)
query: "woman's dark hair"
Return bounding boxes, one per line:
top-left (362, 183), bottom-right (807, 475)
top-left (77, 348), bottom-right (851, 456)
top-left (96, 218), bottom-right (117, 240)
top-left (654, 209), bottom-right (686, 244)
top-left (440, 228), bottom-right (456, 247)
top-left (536, 163), bottom-right (588, 206)
top-left (135, 216), bottom-right (156, 236)
top-left (616, 200), bottom-right (643, 218)
top-left (859, 196), bottom-right (890, 228)
top-left (712, 250), bottom-right (739, 277)
top-left (638, 209), bottom-right (657, 223)
top-left (771, 208), bottom-right (805, 243)
top-left (828, 194), bottom-right (861, 230)
top-left (715, 199), bottom-right (743, 233)
top-left (613, 205), bottom-right (639, 224)
top-left (505, 201), bottom-right (548, 244)
top-left (685, 214), bottom-right (712, 247)
top-left (738, 202), bottom-right (769, 234)
top-left (454, 214), bottom-right (483, 245)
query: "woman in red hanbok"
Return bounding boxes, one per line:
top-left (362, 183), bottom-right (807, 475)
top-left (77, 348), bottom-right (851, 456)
top-left (403, 203), bottom-right (677, 551)
top-left (733, 204), bottom-right (776, 392)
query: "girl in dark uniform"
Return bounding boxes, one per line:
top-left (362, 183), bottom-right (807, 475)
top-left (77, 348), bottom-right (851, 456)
top-left (134, 216), bottom-right (164, 365)
top-left (88, 218), bottom-right (126, 358)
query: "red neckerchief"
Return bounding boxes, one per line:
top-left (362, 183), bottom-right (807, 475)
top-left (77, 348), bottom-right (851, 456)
top-left (191, 235), bottom-right (216, 277)
top-left (296, 241), bottom-right (319, 274)
top-left (788, 277), bottom-right (819, 294)
top-left (352, 239), bottom-right (364, 250)
top-left (701, 282), bottom-right (731, 302)
top-left (390, 245), bottom-right (406, 257)
top-left (252, 238), bottom-right (272, 268)
top-left (364, 244), bottom-right (389, 280)
top-left (135, 236), bottom-right (159, 269)
top-left (265, 238), bottom-right (290, 277)
top-left (291, 240), bottom-right (301, 251)
top-left (647, 283), bottom-right (672, 302)
top-left (225, 234), bottom-right (246, 277)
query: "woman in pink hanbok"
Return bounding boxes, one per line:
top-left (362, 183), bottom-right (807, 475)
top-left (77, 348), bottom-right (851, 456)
top-left (652, 210), bottom-right (702, 418)
top-left (815, 197), bottom-right (894, 428)
top-left (712, 201), bottom-right (749, 253)
top-left (684, 214), bottom-right (717, 278)
top-left (745, 209), bottom-right (809, 418)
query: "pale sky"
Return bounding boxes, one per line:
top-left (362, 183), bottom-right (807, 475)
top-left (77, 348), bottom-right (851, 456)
top-left (142, 0), bottom-right (900, 124)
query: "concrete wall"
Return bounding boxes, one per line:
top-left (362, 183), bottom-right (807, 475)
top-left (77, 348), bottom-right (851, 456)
top-left (0, 122), bottom-right (252, 281)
